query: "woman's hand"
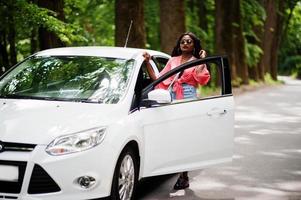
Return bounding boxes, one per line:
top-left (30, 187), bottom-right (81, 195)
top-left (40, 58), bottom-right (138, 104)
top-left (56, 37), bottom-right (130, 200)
top-left (143, 51), bottom-right (157, 80)
top-left (196, 64), bottom-right (206, 73)
top-left (195, 50), bottom-right (207, 73)
top-left (199, 50), bottom-right (207, 59)
top-left (143, 52), bottom-right (151, 62)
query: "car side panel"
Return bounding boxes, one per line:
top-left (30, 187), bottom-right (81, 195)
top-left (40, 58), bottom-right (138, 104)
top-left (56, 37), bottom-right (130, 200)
top-left (139, 95), bottom-right (234, 177)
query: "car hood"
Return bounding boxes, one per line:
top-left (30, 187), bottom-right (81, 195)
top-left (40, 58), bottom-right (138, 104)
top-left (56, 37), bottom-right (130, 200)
top-left (0, 99), bottom-right (124, 145)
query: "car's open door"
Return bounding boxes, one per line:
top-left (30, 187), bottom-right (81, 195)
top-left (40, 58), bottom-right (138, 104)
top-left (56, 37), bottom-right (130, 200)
top-left (136, 56), bottom-right (234, 177)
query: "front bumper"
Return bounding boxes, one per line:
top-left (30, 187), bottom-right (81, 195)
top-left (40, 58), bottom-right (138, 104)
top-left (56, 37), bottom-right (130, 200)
top-left (0, 143), bottom-right (116, 200)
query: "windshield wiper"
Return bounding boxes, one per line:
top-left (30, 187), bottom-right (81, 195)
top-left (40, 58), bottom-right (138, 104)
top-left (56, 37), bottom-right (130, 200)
top-left (0, 94), bottom-right (38, 100)
top-left (0, 94), bottom-right (103, 103)
top-left (79, 98), bottom-right (103, 103)
top-left (0, 94), bottom-right (70, 102)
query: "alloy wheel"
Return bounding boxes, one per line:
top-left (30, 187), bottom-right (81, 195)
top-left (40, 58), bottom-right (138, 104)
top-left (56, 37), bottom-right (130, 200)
top-left (118, 155), bottom-right (135, 200)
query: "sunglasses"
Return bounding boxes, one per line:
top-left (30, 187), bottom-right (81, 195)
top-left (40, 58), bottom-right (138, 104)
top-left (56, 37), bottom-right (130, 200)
top-left (180, 39), bottom-right (193, 45)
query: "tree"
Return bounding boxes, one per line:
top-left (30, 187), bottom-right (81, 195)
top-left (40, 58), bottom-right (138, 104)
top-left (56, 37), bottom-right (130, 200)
top-left (270, 0), bottom-right (286, 80)
top-left (115, 0), bottom-right (146, 48)
top-left (38, 0), bottom-right (66, 50)
top-left (278, 1), bottom-right (301, 77)
top-left (0, 0), bottom-right (86, 75)
top-left (232, 0), bottom-right (249, 85)
top-left (160, 0), bottom-right (186, 54)
top-left (0, 31), bottom-right (9, 76)
top-left (0, 1), bottom-right (17, 71)
top-left (145, 0), bottom-right (160, 50)
top-left (198, 0), bottom-right (208, 32)
top-left (68, 0), bottom-right (115, 46)
top-left (259, 0), bottom-right (287, 81)
top-left (215, 0), bottom-right (238, 85)
top-left (0, 2), bottom-right (10, 75)
top-left (240, 0), bottom-right (265, 82)
top-left (215, 0), bottom-right (249, 85)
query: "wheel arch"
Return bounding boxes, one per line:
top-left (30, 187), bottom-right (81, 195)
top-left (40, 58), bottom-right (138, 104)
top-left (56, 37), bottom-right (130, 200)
top-left (110, 140), bottom-right (141, 199)
top-left (121, 140), bottom-right (140, 172)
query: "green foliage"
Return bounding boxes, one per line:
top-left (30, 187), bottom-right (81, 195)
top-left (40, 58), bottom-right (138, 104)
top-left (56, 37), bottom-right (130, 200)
top-left (0, 0), bottom-right (88, 65)
top-left (13, 0), bottom-right (86, 44)
top-left (241, 0), bottom-right (265, 43)
top-left (145, 0), bottom-right (160, 50)
top-left (240, 0), bottom-right (265, 70)
top-left (280, 55), bottom-right (301, 75)
top-left (185, 0), bottom-right (215, 54)
top-left (241, 0), bottom-right (266, 27)
top-left (1, 0), bottom-right (300, 86)
top-left (245, 43), bottom-right (263, 68)
top-left (198, 85), bottom-right (221, 97)
top-left (232, 77), bottom-right (242, 88)
top-left (248, 79), bottom-right (260, 87)
top-left (65, 0), bottom-right (115, 46)
top-left (264, 73), bottom-right (282, 85)
top-left (279, 2), bottom-right (301, 77)
top-left (295, 64), bottom-right (301, 79)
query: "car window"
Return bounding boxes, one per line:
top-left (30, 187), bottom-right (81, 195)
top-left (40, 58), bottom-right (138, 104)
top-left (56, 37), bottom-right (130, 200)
top-left (152, 56), bottom-right (169, 72)
top-left (197, 62), bottom-right (222, 99)
top-left (0, 56), bottom-right (134, 104)
top-left (169, 62), bottom-right (222, 104)
top-left (141, 57), bottom-right (228, 107)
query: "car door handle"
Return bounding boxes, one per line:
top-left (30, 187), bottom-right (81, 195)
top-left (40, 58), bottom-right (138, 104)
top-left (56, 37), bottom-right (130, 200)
top-left (207, 109), bottom-right (227, 116)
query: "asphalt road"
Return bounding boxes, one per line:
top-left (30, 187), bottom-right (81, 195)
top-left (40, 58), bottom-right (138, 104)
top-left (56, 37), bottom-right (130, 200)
top-left (136, 76), bottom-right (301, 200)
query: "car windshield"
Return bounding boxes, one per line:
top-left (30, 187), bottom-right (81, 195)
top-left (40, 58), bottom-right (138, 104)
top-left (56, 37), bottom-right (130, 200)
top-left (0, 56), bottom-right (135, 104)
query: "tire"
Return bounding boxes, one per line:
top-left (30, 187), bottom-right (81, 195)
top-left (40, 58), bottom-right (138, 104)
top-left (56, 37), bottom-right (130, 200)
top-left (110, 147), bottom-right (138, 200)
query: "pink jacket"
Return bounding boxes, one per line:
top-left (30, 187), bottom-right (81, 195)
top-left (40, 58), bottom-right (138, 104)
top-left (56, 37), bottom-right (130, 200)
top-left (156, 56), bottom-right (210, 99)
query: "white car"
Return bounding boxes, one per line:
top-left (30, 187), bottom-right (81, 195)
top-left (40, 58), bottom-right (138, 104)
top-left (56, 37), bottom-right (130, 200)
top-left (0, 47), bottom-right (234, 200)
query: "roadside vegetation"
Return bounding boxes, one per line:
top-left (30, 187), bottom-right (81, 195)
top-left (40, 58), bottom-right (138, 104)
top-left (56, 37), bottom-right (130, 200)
top-left (0, 0), bottom-right (300, 91)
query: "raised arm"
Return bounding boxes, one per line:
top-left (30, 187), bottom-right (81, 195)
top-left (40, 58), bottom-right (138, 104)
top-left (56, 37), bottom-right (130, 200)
top-left (143, 52), bottom-right (157, 81)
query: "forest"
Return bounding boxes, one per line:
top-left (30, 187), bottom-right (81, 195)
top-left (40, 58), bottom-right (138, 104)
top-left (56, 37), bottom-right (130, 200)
top-left (0, 0), bottom-right (300, 88)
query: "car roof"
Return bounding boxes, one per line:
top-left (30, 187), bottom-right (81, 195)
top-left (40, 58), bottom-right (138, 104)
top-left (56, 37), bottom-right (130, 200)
top-left (34, 46), bottom-right (170, 60)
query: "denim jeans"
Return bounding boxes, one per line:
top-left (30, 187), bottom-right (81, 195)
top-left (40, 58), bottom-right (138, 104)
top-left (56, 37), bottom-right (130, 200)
top-left (171, 84), bottom-right (197, 100)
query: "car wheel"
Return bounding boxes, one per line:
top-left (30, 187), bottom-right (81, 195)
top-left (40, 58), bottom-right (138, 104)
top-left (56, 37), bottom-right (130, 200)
top-left (111, 147), bottom-right (138, 200)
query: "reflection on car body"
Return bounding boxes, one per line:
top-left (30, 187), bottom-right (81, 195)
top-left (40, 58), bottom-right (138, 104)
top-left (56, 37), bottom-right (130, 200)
top-left (0, 47), bottom-right (234, 200)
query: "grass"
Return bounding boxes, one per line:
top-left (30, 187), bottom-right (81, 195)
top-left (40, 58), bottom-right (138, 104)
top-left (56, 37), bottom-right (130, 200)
top-left (197, 85), bottom-right (221, 98)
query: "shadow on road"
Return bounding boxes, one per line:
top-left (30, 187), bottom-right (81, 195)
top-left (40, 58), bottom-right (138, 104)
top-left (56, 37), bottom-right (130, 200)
top-left (135, 174), bottom-right (175, 199)
top-left (135, 173), bottom-right (235, 200)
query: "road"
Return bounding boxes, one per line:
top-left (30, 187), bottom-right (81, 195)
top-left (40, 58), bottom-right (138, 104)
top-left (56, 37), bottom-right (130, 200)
top-left (136, 76), bottom-right (301, 200)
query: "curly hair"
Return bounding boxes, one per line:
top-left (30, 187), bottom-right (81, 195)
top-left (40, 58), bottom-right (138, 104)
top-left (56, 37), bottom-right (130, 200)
top-left (171, 32), bottom-right (203, 58)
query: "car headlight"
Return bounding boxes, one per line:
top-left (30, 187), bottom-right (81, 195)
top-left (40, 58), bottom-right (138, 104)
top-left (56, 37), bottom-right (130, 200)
top-left (46, 127), bottom-right (106, 156)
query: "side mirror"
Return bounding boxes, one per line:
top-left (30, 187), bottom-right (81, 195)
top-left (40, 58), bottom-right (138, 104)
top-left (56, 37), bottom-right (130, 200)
top-left (147, 89), bottom-right (172, 104)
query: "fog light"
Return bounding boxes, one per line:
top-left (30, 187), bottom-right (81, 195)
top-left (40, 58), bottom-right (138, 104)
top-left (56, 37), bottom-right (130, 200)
top-left (77, 176), bottom-right (96, 189)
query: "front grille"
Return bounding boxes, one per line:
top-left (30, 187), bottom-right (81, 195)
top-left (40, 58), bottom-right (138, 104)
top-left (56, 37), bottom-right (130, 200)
top-left (0, 160), bottom-right (27, 194)
top-left (0, 141), bottom-right (36, 152)
top-left (28, 164), bottom-right (61, 194)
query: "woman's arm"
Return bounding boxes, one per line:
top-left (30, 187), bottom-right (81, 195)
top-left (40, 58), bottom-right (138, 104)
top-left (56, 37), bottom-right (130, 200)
top-left (143, 52), bottom-right (157, 81)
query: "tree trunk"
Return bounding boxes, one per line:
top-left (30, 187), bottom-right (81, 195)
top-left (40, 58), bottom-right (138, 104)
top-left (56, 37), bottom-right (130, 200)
top-left (115, 0), bottom-right (146, 48)
top-left (198, 0), bottom-right (208, 32)
top-left (215, 0), bottom-right (238, 85)
top-left (248, 66), bottom-right (259, 81)
top-left (160, 0), bottom-right (186, 54)
top-left (31, 28), bottom-right (38, 54)
top-left (260, 0), bottom-right (277, 77)
top-left (38, 0), bottom-right (66, 50)
top-left (188, 0), bottom-right (195, 12)
top-left (0, 31), bottom-right (9, 75)
top-left (253, 19), bottom-right (264, 81)
top-left (270, 0), bottom-right (286, 81)
top-left (259, 0), bottom-right (286, 81)
top-left (30, 0), bottom-right (38, 54)
top-left (232, 0), bottom-right (248, 84)
top-left (8, 3), bottom-right (17, 67)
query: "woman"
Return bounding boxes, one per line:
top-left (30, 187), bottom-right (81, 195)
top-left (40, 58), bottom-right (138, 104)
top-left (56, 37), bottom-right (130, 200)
top-left (143, 32), bottom-right (210, 190)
